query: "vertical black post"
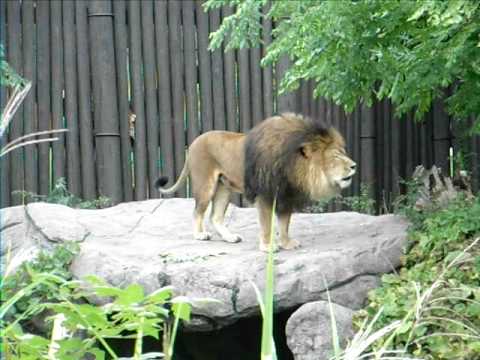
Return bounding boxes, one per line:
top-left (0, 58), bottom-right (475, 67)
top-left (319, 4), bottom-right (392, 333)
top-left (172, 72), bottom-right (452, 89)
top-left (141, 0), bottom-right (160, 198)
top-left (238, 47), bottom-right (251, 133)
top-left (222, 6), bottom-right (238, 132)
top-left (404, 112), bottom-right (415, 178)
top-left (299, 81), bottom-right (309, 116)
top-left (196, 1), bottom-right (214, 132)
top-left (168, 0), bottom-right (186, 197)
top-left (7, 0), bottom-right (24, 205)
top-left (36, 0), bottom-right (51, 196)
top-left (63, 1), bottom-right (82, 197)
top-left (0, 0), bottom-right (10, 207)
top-left (50, 0), bottom-right (66, 185)
top-left (210, 8), bottom-right (226, 130)
top-left (22, 0), bottom-right (38, 198)
top-left (262, 4), bottom-right (273, 119)
top-left (250, 44), bottom-right (263, 126)
top-left (352, 104), bottom-right (361, 196)
top-left (75, 1), bottom-right (96, 200)
top-left (311, 82), bottom-right (320, 120)
top-left (154, 0), bottom-right (175, 196)
top-left (88, 0), bottom-right (123, 203)
top-left (374, 101), bottom-right (384, 209)
top-left (276, 56), bottom-right (295, 113)
top-left (388, 101), bottom-right (405, 198)
top-left (471, 128), bottom-right (480, 192)
top-left (360, 103), bottom-right (376, 198)
top-left (183, 0), bottom-right (200, 145)
top-left (432, 98), bottom-right (451, 174)
top-left (127, 0), bottom-right (148, 200)
top-left (112, 0), bottom-right (133, 202)
top-left (382, 100), bottom-right (392, 204)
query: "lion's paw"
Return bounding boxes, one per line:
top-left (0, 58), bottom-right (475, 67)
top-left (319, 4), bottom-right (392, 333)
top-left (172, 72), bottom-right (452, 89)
top-left (194, 232), bottom-right (212, 241)
top-left (259, 241), bottom-right (279, 253)
top-left (280, 239), bottom-right (301, 250)
top-left (223, 233), bottom-right (243, 243)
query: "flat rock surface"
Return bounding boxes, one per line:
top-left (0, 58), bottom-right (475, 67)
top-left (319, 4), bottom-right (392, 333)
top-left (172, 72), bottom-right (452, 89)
top-left (1, 198), bottom-right (409, 330)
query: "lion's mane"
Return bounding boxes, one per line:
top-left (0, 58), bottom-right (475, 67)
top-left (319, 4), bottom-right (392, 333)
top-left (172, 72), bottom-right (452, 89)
top-left (244, 113), bottom-right (333, 214)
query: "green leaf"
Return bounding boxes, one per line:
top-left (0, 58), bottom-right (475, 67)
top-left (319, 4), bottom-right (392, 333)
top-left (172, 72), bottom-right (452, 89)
top-left (145, 286), bottom-right (174, 304)
top-left (171, 298), bottom-right (191, 322)
top-left (88, 348), bottom-right (106, 360)
top-left (115, 284), bottom-right (145, 306)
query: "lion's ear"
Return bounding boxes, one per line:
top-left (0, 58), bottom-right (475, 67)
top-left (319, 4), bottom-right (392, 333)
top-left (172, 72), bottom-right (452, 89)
top-left (299, 143), bottom-right (314, 158)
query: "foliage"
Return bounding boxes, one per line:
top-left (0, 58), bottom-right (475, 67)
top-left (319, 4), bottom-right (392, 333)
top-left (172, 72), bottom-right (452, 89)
top-left (393, 177), bottom-right (427, 230)
top-left (14, 178), bottom-right (111, 209)
top-left (354, 196), bottom-right (480, 359)
top-left (307, 184), bottom-right (376, 214)
top-left (1, 244), bottom-right (193, 360)
top-left (341, 184), bottom-right (376, 215)
top-left (0, 44), bottom-right (26, 88)
top-left (205, 0), bottom-right (480, 131)
top-left (1, 242), bottom-right (80, 319)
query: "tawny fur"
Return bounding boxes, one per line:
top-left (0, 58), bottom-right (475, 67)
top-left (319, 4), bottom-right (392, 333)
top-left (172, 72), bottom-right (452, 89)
top-left (155, 113), bottom-right (356, 251)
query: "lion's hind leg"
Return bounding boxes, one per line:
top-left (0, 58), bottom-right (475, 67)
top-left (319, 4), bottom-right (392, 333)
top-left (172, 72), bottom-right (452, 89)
top-left (193, 202), bottom-right (212, 241)
top-left (210, 183), bottom-right (242, 243)
top-left (192, 176), bottom-right (217, 241)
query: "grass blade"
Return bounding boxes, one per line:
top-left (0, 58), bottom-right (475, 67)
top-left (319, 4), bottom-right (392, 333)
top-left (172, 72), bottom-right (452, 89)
top-left (323, 276), bottom-right (341, 360)
top-left (261, 196), bottom-right (277, 360)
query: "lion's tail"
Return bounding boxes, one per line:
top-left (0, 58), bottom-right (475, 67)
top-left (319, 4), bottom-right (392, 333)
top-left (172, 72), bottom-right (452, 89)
top-left (154, 156), bottom-right (189, 195)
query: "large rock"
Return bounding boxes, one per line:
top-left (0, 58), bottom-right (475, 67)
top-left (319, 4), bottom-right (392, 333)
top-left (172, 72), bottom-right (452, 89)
top-left (286, 301), bottom-right (355, 360)
top-left (1, 198), bottom-right (408, 331)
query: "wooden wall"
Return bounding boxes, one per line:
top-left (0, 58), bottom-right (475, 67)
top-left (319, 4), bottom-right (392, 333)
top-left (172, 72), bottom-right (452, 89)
top-left (1, 0), bottom-right (478, 210)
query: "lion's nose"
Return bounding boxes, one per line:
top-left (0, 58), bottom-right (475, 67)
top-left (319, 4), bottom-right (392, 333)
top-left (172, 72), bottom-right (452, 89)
top-left (350, 163), bottom-right (357, 170)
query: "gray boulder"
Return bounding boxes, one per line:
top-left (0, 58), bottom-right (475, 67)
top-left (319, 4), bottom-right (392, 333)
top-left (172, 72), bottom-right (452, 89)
top-left (286, 301), bottom-right (355, 360)
top-left (1, 198), bottom-right (408, 331)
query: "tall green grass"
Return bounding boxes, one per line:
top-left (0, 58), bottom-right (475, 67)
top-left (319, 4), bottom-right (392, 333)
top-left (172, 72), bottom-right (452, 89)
top-left (251, 197), bottom-right (278, 360)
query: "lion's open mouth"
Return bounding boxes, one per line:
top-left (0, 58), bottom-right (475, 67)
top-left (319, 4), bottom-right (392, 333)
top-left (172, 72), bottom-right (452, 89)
top-left (341, 175), bottom-right (353, 181)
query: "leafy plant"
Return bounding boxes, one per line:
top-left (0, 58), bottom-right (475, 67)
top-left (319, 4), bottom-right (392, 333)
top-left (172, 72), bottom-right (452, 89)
top-left (1, 250), bottom-right (195, 360)
top-left (0, 44), bottom-right (26, 89)
top-left (340, 184), bottom-right (376, 215)
top-left (14, 178), bottom-right (111, 209)
top-left (1, 242), bottom-right (80, 321)
top-left (354, 196), bottom-right (480, 359)
top-left (205, 0), bottom-right (480, 132)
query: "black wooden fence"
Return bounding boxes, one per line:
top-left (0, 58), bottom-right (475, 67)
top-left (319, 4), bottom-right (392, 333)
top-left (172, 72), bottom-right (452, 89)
top-left (1, 0), bottom-right (479, 209)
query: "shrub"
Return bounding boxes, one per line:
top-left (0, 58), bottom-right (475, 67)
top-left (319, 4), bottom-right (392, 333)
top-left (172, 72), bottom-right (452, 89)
top-left (354, 196), bottom-right (480, 359)
top-left (1, 244), bottom-right (193, 360)
top-left (14, 178), bottom-right (111, 209)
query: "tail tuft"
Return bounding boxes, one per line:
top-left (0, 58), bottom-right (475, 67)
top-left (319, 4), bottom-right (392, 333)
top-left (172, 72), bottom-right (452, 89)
top-left (154, 176), bottom-right (169, 189)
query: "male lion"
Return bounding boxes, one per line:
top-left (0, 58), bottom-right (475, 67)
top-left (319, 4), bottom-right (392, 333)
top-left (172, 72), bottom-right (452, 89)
top-left (155, 113), bottom-right (356, 251)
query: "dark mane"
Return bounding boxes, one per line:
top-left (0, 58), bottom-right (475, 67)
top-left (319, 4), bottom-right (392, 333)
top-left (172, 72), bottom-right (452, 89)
top-left (244, 113), bottom-right (329, 214)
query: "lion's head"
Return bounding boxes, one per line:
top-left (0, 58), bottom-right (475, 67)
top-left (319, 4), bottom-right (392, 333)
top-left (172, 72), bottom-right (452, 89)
top-left (244, 113), bottom-right (356, 213)
top-left (301, 127), bottom-right (356, 199)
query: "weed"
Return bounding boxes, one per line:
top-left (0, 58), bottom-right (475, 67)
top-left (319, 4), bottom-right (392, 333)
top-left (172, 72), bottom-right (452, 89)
top-left (354, 196), bottom-right (480, 359)
top-left (1, 243), bottom-right (196, 359)
top-left (340, 184), bottom-right (376, 215)
top-left (14, 178), bottom-right (112, 209)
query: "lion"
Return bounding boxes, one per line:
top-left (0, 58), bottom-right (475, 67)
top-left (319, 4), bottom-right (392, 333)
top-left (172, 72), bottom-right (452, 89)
top-left (155, 113), bottom-right (356, 251)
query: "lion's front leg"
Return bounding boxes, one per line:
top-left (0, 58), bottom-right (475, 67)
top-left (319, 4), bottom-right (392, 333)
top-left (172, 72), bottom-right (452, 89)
top-left (256, 198), bottom-right (278, 252)
top-left (278, 211), bottom-right (300, 250)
